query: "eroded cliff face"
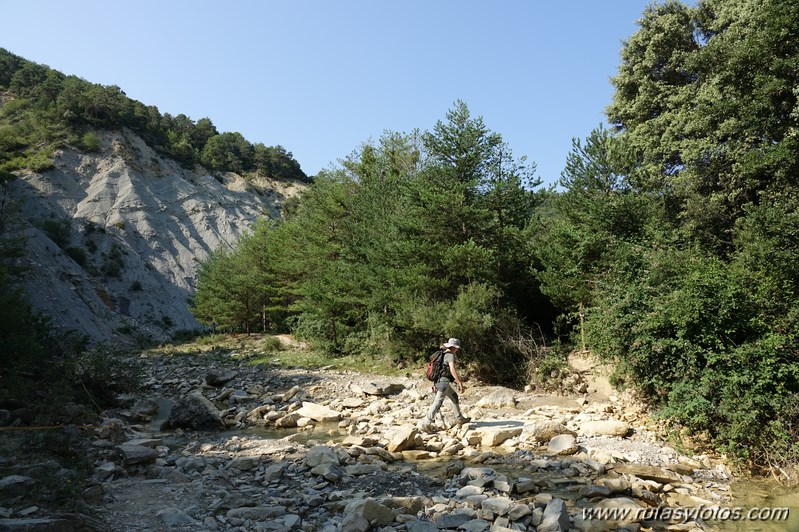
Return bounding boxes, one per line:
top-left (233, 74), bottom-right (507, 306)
top-left (6, 128), bottom-right (303, 345)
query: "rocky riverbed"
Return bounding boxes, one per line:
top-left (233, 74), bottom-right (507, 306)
top-left (1, 343), bottom-right (740, 531)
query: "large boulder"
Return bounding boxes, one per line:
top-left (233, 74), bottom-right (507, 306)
top-left (296, 401), bottom-right (341, 422)
top-left (548, 434), bottom-right (578, 456)
top-left (162, 392), bottom-right (225, 431)
top-left (525, 420), bottom-right (577, 443)
top-left (476, 388), bottom-right (518, 409)
top-left (580, 420), bottom-right (631, 437)
top-left (387, 425), bottom-right (419, 453)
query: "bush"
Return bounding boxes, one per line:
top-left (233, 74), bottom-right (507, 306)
top-left (79, 131), bottom-right (100, 152)
top-left (663, 334), bottom-right (799, 460)
top-left (40, 218), bottom-right (71, 248)
top-left (64, 246), bottom-right (86, 266)
top-left (67, 345), bottom-right (142, 409)
top-left (587, 246), bottom-right (799, 463)
top-left (101, 243), bottom-right (124, 277)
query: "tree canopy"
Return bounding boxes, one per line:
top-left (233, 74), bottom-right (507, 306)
top-left (192, 101), bottom-right (553, 381)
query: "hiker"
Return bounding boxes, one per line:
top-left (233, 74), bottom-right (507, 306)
top-left (420, 337), bottom-right (470, 430)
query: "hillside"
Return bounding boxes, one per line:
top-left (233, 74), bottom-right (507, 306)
top-left (5, 127), bottom-right (303, 344)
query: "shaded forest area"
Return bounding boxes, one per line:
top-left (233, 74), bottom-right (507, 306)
top-left (3, 0), bottom-right (799, 473)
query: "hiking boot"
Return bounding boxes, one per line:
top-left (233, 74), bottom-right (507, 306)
top-left (455, 416), bottom-right (471, 426)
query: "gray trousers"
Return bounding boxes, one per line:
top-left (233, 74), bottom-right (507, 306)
top-left (425, 378), bottom-right (463, 422)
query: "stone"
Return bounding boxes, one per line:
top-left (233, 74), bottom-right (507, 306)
top-left (205, 370), bottom-right (237, 386)
top-left (476, 388), bottom-right (518, 408)
top-left (508, 504), bottom-right (532, 520)
top-left (434, 512), bottom-right (473, 528)
top-left (227, 505), bottom-right (287, 520)
top-left (122, 438), bottom-right (161, 448)
top-left (526, 420), bottom-right (577, 442)
top-left (305, 446), bottom-right (341, 467)
top-left (352, 382), bottom-right (404, 396)
top-left (82, 484), bottom-right (104, 503)
top-left (580, 420), bottom-right (631, 437)
top-left (296, 401), bottom-right (341, 422)
top-left (459, 518), bottom-right (491, 532)
top-left (481, 496), bottom-right (514, 516)
top-left (117, 444), bottom-right (157, 465)
top-left (344, 499), bottom-right (394, 526)
top-left (548, 434), bottom-right (578, 455)
top-left (456, 485), bottom-right (485, 498)
top-left (342, 397), bottom-right (366, 408)
top-left (163, 392), bottom-right (225, 431)
top-left (157, 507), bottom-right (198, 526)
top-left (460, 466), bottom-right (497, 480)
top-left (311, 463), bottom-right (344, 483)
top-left (380, 496), bottom-right (424, 514)
top-left (387, 425), bottom-right (419, 452)
top-left (515, 477), bottom-right (539, 494)
top-left (474, 426), bottom-right (523, 447)
top-left (0, 475), bottom-right (35, 490)
top-left (405, 521), bottom-right (439, 532)
top-left (571, 514), bottom-right (612, 532)
top-left (612, 464), bottom-right (683, 485)
top-left (538, 498), bottom-right (570, 532)
top-left (589, 497), bottom-right (645, 524)
top-left (579, 485), bottom-right (613, 497)
top-left (342, 435), bottom-right (378, 447)
top-left (401, 450), bottom-right (432, 460)
top-left (275, 412), bottom-right (302, 428)
top-left (340, 513), bottom-right (370, 532)
top-left (228, 456), bottom-right (260, 471)
top-left (345, 463), bottom-right (382, 475)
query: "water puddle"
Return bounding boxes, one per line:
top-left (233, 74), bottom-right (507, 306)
top-left (143, 397), bottom-right (346, 445)
top-left (708, 478), bottom-right (799, 531)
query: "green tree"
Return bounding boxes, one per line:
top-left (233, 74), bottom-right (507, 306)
top-left (201, 132), bottom-right (254, 173)
top-left (578, 0), bottom-right (799, 464)
top-left (606, 0), bottom-right (799, 250)
top-left (191, 239), bottom-right (266, 333)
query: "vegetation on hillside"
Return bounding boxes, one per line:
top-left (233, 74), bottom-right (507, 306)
top-left (0, 47), bottom-right (308, 182)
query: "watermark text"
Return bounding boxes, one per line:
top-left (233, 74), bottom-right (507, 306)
top-left (582, 505), bottom-right (790, 523)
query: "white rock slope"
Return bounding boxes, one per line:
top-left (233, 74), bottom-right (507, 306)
top-left (8, 128), bottom-right (303, 344)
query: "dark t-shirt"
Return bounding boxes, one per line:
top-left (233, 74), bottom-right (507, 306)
top-left (442, 350), bottom-right (455, 380)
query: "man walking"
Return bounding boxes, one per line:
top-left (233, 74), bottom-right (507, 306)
top-left (420, 337), bottom-right (471, 430)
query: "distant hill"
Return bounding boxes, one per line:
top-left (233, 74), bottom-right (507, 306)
top-left (0, 49), bottom-right (306, 344)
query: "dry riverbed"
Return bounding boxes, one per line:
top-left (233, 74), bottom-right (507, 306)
top-left (1, 341), bottom-right (746, 531)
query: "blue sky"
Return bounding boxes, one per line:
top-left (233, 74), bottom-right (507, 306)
top-left (2, 1), bottom-right (665, 186)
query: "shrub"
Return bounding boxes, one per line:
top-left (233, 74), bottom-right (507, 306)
top-left (40, 218), bottom-right (71, 248)
top-left (79, 131), bottom-right (100, 152)
top-left (100, 243), bottom-right (124, 277)
top-left (587, 246), bottom-right (799, 463)
top-left (67, 345), bottom-right (143, 408)
top-left (64, 246), bottom-right (86, 266)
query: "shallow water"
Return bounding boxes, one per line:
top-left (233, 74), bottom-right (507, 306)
top-left (708, 478), bottom-right (799, 531)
